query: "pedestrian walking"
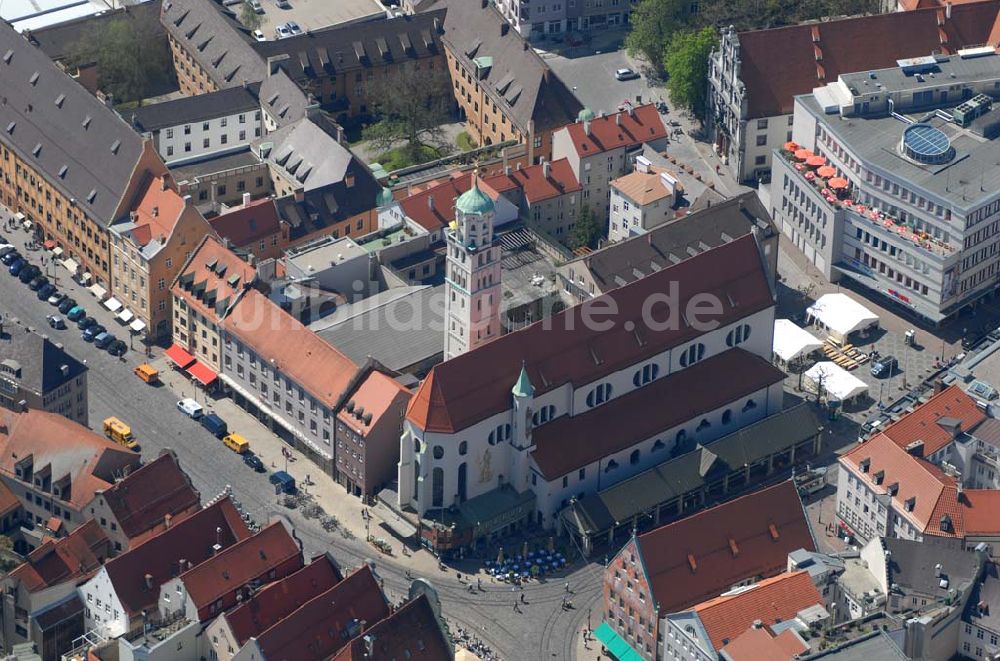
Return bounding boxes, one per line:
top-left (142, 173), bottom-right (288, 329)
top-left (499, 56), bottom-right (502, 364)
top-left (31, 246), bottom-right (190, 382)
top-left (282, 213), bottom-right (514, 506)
top-left (477, 577), bottom-right (482, 590)
top-left (520, 593), bottom-right (526, 604)
top-left (564, 582), bottom-right (570, 593)
top-left (512, 601), bottom-right (521, 613)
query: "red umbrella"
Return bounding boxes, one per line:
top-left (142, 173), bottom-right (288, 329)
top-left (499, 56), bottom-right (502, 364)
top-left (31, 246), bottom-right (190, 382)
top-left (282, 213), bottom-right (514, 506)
top-left (806, 155), bottom-right (827, 167)
top-left (784, 141), bottom-right (800, 151)
top-left (794, 149), bottom-right (814, 161)
top-left (816, 165), bottom-right (836, 178)
top-left (828, 177), bottom-right (849, 189)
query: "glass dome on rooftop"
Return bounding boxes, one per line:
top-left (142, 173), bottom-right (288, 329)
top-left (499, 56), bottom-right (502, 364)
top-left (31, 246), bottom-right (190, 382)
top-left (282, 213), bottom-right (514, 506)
top-left (900, 123), bottom-right (954, 164)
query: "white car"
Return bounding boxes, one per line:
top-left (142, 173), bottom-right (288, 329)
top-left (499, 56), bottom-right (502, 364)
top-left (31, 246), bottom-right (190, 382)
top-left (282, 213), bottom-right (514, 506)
top-left (275, 24), bottom-right (291, 39)
top-left (176, 398), bottom-right (203, 419)
top-left (250, 0), bottom-right (264, 12)
top-left (253, 29), bottom-right (266, 42)
top-left (286, 20), bottom-right (302, 35)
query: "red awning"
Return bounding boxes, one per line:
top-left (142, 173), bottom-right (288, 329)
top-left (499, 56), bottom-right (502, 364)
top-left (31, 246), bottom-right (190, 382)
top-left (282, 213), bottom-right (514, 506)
top-left (165, 343), bottom-right (195, 369)
top-left (186, 361), bottom-right (217, 386)
top-left (43, 239), bottom-right (56, 250)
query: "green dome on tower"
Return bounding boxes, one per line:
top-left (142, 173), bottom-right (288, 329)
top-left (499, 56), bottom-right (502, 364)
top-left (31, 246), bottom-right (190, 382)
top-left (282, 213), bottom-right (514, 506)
top-left (376, 186), bottom-right (394, 207)
top-left (455, 179), bottom-right (495, 216)
top-left (577, 107), bottom-right (596, 122)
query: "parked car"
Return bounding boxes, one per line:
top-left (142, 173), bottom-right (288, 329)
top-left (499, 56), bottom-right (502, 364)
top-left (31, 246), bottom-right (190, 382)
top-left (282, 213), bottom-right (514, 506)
top-left (1, 250), bottom-right (21, 266)
top-left (286, 20), bottom-right (302, 34)
top-left (870, 355), bottom-right (898, 378)
top-left (250, 0), bottom-right (264, 12)
top-left (274, 0), bottom-right (290, 8)
top-left (962, 327), bottom-right (991, 351)
top-left (7, 258), bottom-right (25, 276)
top-left (200, 413), bottom-right (228, 439)
top-left (46, 315), bottom-right (66, 330)
top-left (177, 398), bottom-right (203, 419)
top-left (107, 340), bottom-right (127, 357)
top-left (66, 305), bottom-right (85, 321)
top-left (18, 265), bottom-right (40, 283)
top-left (269, 470), bottom-right (296, 493)
top-left (253, 29), bottom-right (266, 41)
top-left (133, 364), bottom-right (159, 384)
top-left (243, 452), bottom-right (266, 472)
top-left (57, 297), bottom-right (77, 314)
top-left (275, 24), bottom-right (291, 39)
top-left (223, 433), bottom-right (250, 454)
top-left (36, 283), bottom-right (56, 300)
top-left (614, 67), bottom-right (639, 81)
top-left (28, 275), bottom-right (48, 291)
top-left (0, 246), bottom-right (15, 258)
top-left (94, 332), bottom-right (115, 350)
top-left (77, 316), bottom-right (97, 331)
top-left (47, 292), bottom-right (65, 306)
top-left (82, 324), bottom-right (106, 342)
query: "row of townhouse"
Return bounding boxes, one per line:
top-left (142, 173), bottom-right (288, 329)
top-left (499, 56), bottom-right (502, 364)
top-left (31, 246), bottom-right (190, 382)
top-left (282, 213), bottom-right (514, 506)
top-left (168, 236), bottom-right (412, 497)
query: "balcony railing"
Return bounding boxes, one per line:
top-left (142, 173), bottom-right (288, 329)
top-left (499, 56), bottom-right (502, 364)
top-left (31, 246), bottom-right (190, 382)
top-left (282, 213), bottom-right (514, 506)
top-left (779, 149), bottom-right (956, 258)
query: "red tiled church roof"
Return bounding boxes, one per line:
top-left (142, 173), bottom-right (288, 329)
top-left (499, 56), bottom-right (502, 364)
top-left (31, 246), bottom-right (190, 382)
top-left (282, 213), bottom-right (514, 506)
top-left (879, 384), bottom-right (985, 456)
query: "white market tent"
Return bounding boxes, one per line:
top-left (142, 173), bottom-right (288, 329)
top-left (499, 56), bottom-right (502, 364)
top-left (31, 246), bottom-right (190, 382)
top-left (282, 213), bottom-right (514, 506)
top-left (806, 293), bottom-right (879, 342)
top-left (804, 362), bottom-right (869, 402)
top-left (773, 319), bottom-right (823, 364)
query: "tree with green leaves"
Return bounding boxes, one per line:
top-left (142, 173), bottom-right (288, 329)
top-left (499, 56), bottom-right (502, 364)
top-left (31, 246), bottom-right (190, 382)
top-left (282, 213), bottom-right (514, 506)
top-left (569, 204), bottom-right (602, 250)
top-left (625, 0), bottom-right (688, 71)
top-left (362, 67), bottom-right (453, 164)
top-left (663, 27), bottom-right (718, 116)
top-left (66, 9), bottom-right (174, 106)
top-left (241, 1), bottom-right (263, 31)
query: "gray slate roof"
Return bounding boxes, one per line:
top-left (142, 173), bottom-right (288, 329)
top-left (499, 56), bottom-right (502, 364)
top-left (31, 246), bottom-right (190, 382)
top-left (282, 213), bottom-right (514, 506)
top-left (314, 285), bottom-right (444, 373)
top-left (257, 115), bottom-right (355, 191)
top-left (965, 563), bottom-right (1000, 634)
top-left (565, 404), bottom-right (821, 534)
top-left (566, 192), bottom-right (774, 293)
top-left (801, 630), bottom-right (907, 660)
top-left (884, 536), bottom-right (982, 597)
top-left (430, 0), bottom-right (581, 132)
top-left (0, 21), bottom-right (147, 223)
top-left (258, 68), bottom-right (310, 129)
top-left (0, 327), bottom-right (87, 394)
top-left (253, 10), bottom-right (447, 82)
top-left (161, 0), bottom-right (266, 88)
top-left (130, 84), bottom-right (261, 131)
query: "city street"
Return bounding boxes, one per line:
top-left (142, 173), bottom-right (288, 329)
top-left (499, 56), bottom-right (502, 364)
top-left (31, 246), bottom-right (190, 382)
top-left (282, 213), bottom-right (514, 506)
top-left (0, 220), bottom-right (601, 660)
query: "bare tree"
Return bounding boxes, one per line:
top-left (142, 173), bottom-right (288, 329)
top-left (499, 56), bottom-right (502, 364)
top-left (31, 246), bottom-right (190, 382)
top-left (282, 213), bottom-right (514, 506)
top-left (362, 67), bottom-right (453, 161)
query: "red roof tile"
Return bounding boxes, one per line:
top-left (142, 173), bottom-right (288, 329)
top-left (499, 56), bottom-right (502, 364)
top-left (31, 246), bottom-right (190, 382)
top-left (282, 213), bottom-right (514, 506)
top-left (482, 158), bottom-right (581, 204)
top-left (0, 481), bottom-right (19, 517)
top-left (97, 452), bottom-right (201, 542)
top-left (634, 481), bottom-right (815, 615)
top-left (879, 385), bottom-right (985, 456)
top-left (127, 176), bottom-right (187, 247)
top-left (332, 594), bottom-right (452, 661)
top-left (406, 234), bottom-right (773, 433)
top-left (840, 433), bottom-right (960, 536)
top-left (957, 489), bottom-right (1000, 535)
top-left (255, 565), bottom-right (390, 660)
top-left (171, 235), bottom-right (257, 325)
top-left (209, 199), bottom-right (283, 249)
top-left (9, 520), bottom-right (110, 592)
top-left (695, 571), bottom-right (822, 652)
top-left (531, 349), bottom-right (786, 479)
top-left (0, 409), bottom-right (142, 509)
top-left (399, 173), bottom-right (486, 232)
top-left (736, 2), bottom-right (1000, 117)
top-left (225, 290), bottom-right (358, 407)
top-left (338, 371), bottom-right (411, 435)
top-left (102, 497), bottom-right (250, 616)
top-left (179, 521), bottom-right (301, 618)
top-left (719, 624), bottom-right (808, 661)
top-left (224, 554), bottom-right (343, 647)
top-left (563, 104), bottom-right (666, 156)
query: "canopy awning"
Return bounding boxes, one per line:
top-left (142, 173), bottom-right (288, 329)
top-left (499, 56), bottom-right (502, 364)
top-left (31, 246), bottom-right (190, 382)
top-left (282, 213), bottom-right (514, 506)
top-left (806, 293), bottom-right (879, 340)
top-left (129, 319), bottom-right (146, 333)
top-left (594, 623), bottom-right (644, 661)
top-left (117, 309), bottom-right (134, 323)
top-left (186, 361), bottom-right (217, 386)
top-left (104, 297), bottom-right (123, 312)
top-left (773, 319), bottom-right (823, 363)
top-left (804, 362), bottom-right (869, 401)
top-left (52, 246), bottom-right (63, 257)
top-left (165, 343), bottom-right (195, 369)
top-left (80, 272), bottom-right (92, 284)
top-left (88, 283), bottom-right (106, 300)
top-left (43, 239), bottom-right (55, 250)
top-left (61, 258), bottom-right (79, 274)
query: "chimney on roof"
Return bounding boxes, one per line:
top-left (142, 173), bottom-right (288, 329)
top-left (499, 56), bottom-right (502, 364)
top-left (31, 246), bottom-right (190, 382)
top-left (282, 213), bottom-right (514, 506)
top-left (336, 124), bottom-right (345, 145)
top-left (151, 206), bottom-right (159, 218)
top-left (543, 161), bottom-right (551, 179)
top-left (294, 189), bottom-right (305, 203)
top-left (161, 176), bottom-right (169, 192)
top-left (428, 194), bottom-right (435, 211)
top-left (946, 1), bottom-right (952, 19)
top-left (504, 165), bottom-right (512, 176)
top-left (144, 574), bottom-right (153, 590)
top-left (501, 22), bottom-right (509, 37)
top-left (164, 513), bottom-right (172, 529)
top-left (242, 192), bottom-right (252, 208)
top-left (183, 195), bottom-right (192, 207)
top-left (935, 563), bottom-right (944, 577)
top-left (583, 120), bottom-right (591, 137)
top-left (615, 113), bottom-right (622, 127)
top-left (60, 364), bottom-right (69, 376)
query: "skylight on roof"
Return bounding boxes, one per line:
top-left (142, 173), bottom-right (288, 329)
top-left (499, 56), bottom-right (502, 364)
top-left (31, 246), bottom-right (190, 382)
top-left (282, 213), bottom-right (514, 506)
top-left (54, 93), bottom-right (65, 108)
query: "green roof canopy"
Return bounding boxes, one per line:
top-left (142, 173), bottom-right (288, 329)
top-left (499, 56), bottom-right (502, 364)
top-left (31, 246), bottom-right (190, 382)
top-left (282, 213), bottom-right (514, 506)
top-left (594, 622), bottom-right (644, 661)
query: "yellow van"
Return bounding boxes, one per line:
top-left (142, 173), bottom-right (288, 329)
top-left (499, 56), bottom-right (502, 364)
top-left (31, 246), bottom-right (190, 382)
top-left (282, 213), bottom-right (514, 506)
top-left (103, 417), bottom-right (139, 451)
top-left (133, 364), bottom-right (159, 384)
top-left (222, 433), bottom-right (249, 454)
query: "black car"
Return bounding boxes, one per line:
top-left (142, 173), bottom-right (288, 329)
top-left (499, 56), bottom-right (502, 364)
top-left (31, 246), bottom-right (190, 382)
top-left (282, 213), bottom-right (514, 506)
top-left (243, 452), bottom-right (266, 472)
top-left (36, 283), bottom-right (56, 300)
top-left (0, 246), bottom-right (15, 258)
top-left (106, 340), bottom-right (127, 356)
top-left (77, 316), bottom-right (97, 331)
top-left (28, 275), bottom-right (48, 291)
top-left (18, 265), bottom-right (40, 283)
top-left (57, 297), bottom-right (77, 314)
top-left (82, 324), bottom-right (106, 342)
top-left (0, 250), bottom-right (19, 266)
